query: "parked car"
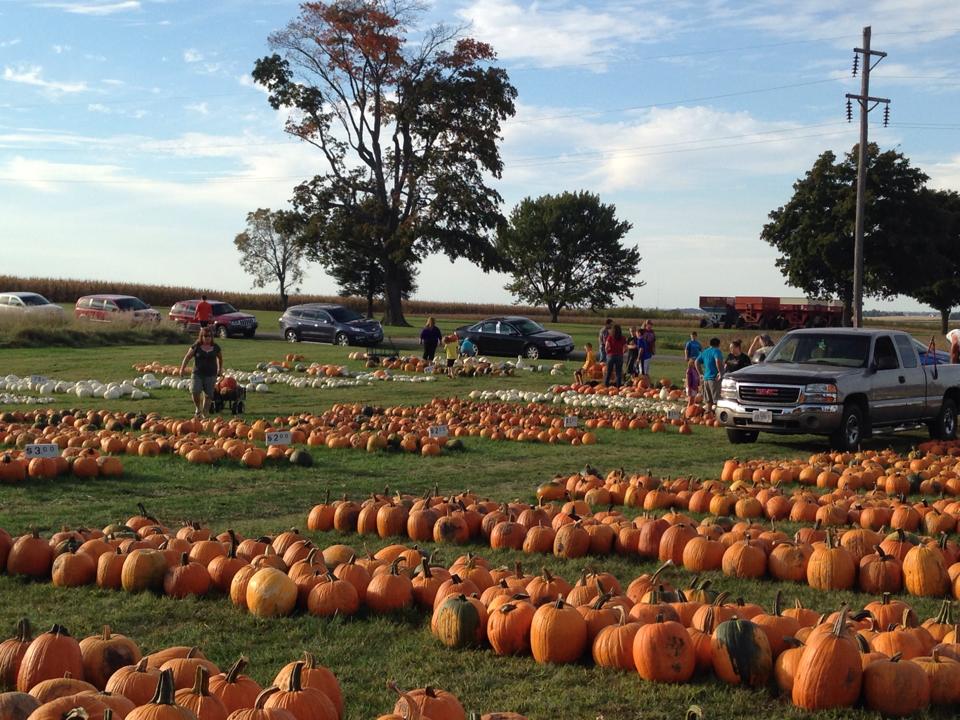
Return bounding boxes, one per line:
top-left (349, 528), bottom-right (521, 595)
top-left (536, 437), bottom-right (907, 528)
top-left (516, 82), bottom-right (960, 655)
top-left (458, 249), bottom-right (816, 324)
top-left (455, 316), bottom-right (574, 359)
top-left (0, 292), bottom-right (64, 319)
top-left (75, 295), bottom-right (161, 323)
top-left (717, 328), bottom-right (960, 451)
top-left (279, 303), bottom-right (383, 345)
top-left (168, 299), bottom-right (258, 338)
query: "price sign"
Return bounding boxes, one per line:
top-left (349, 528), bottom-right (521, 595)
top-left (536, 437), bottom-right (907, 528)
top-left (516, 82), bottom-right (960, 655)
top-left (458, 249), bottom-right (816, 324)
top-left (562, 415), bottom-right (579, 428)
top-left (30, 375), bottom-right (48, 385)
top-left (428, 425), bottom-right (449, 439)
top-left (666, 409), bottom-right (681, 421)
top-left (24, 443), bottom-right (60, 459)
top-left (265, 430), bottom-right (292, 446)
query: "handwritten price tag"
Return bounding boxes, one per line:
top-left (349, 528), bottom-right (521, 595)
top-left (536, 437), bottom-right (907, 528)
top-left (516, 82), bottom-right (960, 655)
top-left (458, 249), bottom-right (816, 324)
top-left (563, 416), bottom-right (579, 428)
top-left (24, 444), bottom-right (59, 459)
top-left (265, 430), bottom-right (292, 446)
top-left (428, 425), bottom-right (449, 439)
top-left (30, 375), bottom-right (48, 385)
top-left (666, 409), bottom-right (682, 421)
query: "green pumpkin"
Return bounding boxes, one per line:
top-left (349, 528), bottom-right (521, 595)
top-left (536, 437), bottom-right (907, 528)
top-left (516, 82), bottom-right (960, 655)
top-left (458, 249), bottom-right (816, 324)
top-left (433, 594), bottom-right (485, 649)
top-left (710, 618), bottom-right (772, 687)
top-left (289, 449), bottom-right (313, 467)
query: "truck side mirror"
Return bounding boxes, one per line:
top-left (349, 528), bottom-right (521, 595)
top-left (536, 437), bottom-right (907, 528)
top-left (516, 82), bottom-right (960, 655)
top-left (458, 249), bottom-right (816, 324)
top-left (868, 360), bottom-right (878, 374)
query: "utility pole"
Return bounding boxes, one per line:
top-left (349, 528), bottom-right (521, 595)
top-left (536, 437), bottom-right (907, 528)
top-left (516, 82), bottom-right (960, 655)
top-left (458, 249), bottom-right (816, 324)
top-left (846, 26), bottom-right (890, 328)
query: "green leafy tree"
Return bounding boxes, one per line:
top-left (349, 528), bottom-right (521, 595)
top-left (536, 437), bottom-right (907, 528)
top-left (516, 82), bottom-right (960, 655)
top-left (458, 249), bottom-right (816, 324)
top-left (761, 144), bottom-right (929, 324)
top-left (496, 191), bottom-right (641, 322)
top-left (904, 189), bottom-right (960, 334)
top-left (234, 208), bottom-right (305, 309)
top-left (252, 0), bottom-right (516, 326)
top-left (300, 199), bottom-right (417, 318)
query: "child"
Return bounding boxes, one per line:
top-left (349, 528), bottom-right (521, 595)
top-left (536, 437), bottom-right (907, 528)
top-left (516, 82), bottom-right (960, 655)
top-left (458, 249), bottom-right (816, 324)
top-left (574, 342), bottom-right (596, 385)
top-left (459, 336), bottom-right (478, 357)
top-left (685, 359), bottom-right (700, 406)
top-left (443, 334), bottom-right (459, 375)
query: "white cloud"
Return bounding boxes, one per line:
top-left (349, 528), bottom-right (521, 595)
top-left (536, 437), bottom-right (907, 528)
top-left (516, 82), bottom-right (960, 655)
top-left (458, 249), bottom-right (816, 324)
top-left (499, 102), bottom-right (855, 192)
top-left (714, 0), bottom-right (960, 47)
top-left (2, 64), bottom-right (88, 93)
top-left (456, 0), bottom-right (675, 69)
top-left (38, 1), bottom-right (141, 15)
top-left (928, 155), bottom-right (960, 191)
top-left (87, 103), bottom-right (111, 113)
top-left (52, 44), bottom-right (71, 54)
top-left (1, 38), bottom-right (22, 48)
top-left (183, 48), bottom-right (203, 63)
top-left (185, 101), bottom-right (209, 115)
top-left (101, 78), bottom-right (124, 85)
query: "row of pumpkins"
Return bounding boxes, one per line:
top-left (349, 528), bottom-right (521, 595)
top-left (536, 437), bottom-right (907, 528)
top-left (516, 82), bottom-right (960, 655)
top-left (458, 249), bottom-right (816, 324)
top-left (301, 487), bottom-right (960, 599)
top-left (0, 449), bottom-right (123, 482)
top-left (0, 621), bottom-right (520, 720)
top-left (720, 447), bottom-right (960, 496)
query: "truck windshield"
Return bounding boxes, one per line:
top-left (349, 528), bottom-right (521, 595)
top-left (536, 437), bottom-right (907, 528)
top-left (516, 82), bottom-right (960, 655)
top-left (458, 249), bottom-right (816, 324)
top-left (328, 307), bottom-right (363, 323)
top-left (765, 334), bottom-right (870, 368)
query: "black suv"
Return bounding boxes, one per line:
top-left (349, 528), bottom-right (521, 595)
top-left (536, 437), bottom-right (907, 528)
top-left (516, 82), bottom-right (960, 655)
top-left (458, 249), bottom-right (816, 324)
top-left (279, 303), bottom-right (383, 346)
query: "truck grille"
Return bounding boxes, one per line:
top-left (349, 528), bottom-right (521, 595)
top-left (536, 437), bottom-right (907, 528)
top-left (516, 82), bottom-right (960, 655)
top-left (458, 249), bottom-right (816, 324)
top-left (738, 385), bottom-right (800, 404)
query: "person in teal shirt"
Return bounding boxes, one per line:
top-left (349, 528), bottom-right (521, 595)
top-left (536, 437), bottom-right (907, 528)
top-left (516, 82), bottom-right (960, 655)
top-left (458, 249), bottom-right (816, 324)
top-left (684, 331), bottom-right (702, 361)
top-left (696, 337), bottom-right (725, 414)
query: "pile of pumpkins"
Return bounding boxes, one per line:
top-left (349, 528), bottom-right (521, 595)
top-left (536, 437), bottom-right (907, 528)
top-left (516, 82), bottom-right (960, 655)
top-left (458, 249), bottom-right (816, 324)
top-left (0, 620), bottom-right (349, 720)
top-left (0, 410), bottom-right (312, 472)
top-left (0, 616), bottom-right (528, 719)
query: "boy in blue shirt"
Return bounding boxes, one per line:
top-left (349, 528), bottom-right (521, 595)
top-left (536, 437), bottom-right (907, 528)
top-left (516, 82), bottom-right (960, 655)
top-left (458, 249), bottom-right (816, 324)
top-left (696, 337), bottom-right (725, 414)
top-left (460, 337), bottom-right (477, 357)
top-left (684, 331), bottom-right (702, 361)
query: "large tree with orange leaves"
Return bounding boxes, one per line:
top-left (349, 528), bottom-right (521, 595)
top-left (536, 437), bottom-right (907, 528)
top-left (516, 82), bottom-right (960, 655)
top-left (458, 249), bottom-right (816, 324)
top-left (253, 1), bottom-right (516, 325)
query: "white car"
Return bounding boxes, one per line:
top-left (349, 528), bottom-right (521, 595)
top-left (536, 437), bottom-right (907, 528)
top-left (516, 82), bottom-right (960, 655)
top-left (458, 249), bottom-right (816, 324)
top-left (0, 292), bottom-right (65, 318)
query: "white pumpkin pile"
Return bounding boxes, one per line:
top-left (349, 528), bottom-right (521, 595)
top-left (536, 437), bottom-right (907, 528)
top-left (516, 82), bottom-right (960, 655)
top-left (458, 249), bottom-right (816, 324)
top-left (467, 386), bottom-right (685, 416)
top-left (0, 374), bottom-right (150, 401)
top-left (0, 392), bottom-right (56, 405)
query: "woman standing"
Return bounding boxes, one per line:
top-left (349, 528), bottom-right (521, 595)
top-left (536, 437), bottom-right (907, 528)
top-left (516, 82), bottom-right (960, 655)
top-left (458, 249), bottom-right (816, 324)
top-left (178, 326), bottom-right (223, 419)
top-left (625, 327), bottom-right (639, 380)
top-left (604, 324), bottom-right (627, 387)
top-left (419, 317), bottom-right (442, 362)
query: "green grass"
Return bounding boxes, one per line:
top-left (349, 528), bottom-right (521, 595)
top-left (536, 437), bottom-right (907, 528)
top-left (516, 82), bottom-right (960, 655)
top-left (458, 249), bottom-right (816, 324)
top-left (0, 340), bottom-right (951, 719)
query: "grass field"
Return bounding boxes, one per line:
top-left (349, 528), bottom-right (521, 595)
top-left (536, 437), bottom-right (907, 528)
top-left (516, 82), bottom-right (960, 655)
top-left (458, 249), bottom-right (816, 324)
top-left (0, 333), bottom-right (954, 719)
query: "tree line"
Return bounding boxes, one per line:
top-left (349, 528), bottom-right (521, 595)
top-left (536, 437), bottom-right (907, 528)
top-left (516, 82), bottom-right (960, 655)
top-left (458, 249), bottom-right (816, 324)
top-left (233, 1), bottom-right (959, 329)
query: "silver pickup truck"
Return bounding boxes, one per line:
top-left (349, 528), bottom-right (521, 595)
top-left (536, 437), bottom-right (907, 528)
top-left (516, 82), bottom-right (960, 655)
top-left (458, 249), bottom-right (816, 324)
top-left (717, 328), bottom-right (960, 451)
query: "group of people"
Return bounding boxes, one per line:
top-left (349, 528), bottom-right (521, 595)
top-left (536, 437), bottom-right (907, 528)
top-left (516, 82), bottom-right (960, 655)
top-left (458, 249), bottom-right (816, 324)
top-left (685, 332), bottom-right (776, 413)
top-left (575, 319), bottom-right (658, 387)
top-left (419, 317), bottom-right (478, 371)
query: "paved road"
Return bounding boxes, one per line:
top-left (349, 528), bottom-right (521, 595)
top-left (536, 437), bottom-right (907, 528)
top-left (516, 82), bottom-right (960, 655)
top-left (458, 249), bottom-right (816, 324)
top-left (252, 331), bottom-right (685, 363)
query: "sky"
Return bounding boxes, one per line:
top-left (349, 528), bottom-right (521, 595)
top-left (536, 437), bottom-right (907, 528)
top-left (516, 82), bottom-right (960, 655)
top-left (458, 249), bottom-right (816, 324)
top-left (1, 0), bottom-right (959, 312)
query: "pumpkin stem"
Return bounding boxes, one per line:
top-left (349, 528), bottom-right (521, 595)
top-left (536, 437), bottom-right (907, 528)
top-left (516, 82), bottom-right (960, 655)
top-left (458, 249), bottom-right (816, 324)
top-left (179, 552), bottom-right (190, 567)
top-left (772, 590), bottom-right (783, 617)
top-left (101, 625), bottom-right (111, 641)
top-left (685, 706), bottom-right (704, 720)
top-left (64, 710), bottom-right (90, 720)
top-left (300, 651), bottom-right (315, 669)
top-left (15, 617), bottom-right (32, 642)
top-left (252, 688), bottom-right (280, 709)
top-left (50, 624), bottom-right (71, 637)
top-left (285, 661), bottom-right (305, 693)
top-left (224, 657), bottom-right (247, 683)
top-left (831, 606), bottom-right (849, 638)
top-left (149, 669), bottom-right (177, 705)
top-left (191, 665), bottom-right (211, 696)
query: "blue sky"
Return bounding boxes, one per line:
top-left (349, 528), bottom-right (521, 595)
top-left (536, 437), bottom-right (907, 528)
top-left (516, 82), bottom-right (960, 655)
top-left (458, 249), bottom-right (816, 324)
top-left (1, 0), bottom-right (959, 311)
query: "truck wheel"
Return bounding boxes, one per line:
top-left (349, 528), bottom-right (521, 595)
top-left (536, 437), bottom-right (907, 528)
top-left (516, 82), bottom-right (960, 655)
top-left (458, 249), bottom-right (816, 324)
top-left (930, 398), bottom-right (958, 440)
top-left (831, 402), bottom-right (865, 451)
top-left (215, 325), bottom-right (228, 339)
top-left (726, 428), bottom-right (758, 444)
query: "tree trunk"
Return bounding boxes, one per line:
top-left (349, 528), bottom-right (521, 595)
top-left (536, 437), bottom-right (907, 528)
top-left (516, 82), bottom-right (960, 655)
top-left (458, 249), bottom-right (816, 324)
top-left (940, 307), bottom-right (951, 335)
top-left (548, 302), bottom-right (559, 323)
top-left (279, 290), bottom-right (288, 310)
top-left (382, 261), bottom-right (409, 327)
top-left (366, 261), bottom-right (376, 319)
top-left (840, 284), bottom-right (853, 327)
